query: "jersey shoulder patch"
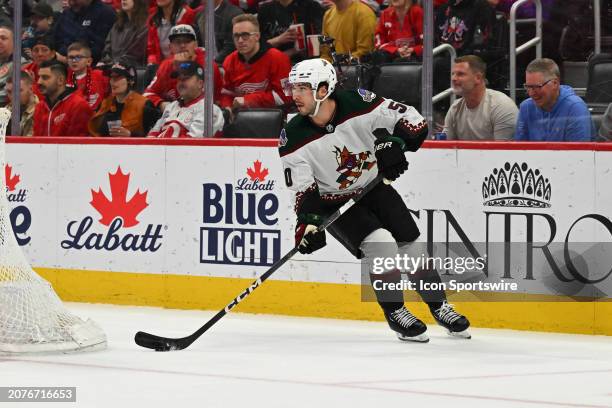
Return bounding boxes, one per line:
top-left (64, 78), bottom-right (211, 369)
top-left (278, 114), bottom-right (319, 156)
top-left (357, 88), bottom-right (376, 102)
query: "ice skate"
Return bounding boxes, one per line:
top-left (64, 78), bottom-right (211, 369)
top-left (384, 306), bottom-right (429, 343)
top-left (431, 301), bottom-right (471, 339)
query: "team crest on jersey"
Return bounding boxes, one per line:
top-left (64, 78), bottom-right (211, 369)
top-left (279, 128), bottom-right (288, 147)
top-left (334, 146), bottom-right (376, 190)
top-left (357, 89), bottom-right (376, 102)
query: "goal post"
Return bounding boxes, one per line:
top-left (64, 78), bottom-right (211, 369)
top-left (0, 108), bottom-right (107, 354)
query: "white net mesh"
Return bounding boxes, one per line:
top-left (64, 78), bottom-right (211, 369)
top-left (0, 108), bottom-right (106, 354)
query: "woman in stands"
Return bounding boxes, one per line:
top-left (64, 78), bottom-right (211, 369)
top-left (374, 0), bottom-right (423, 61)
top-left (89, 60), bottom-right (161, 137)
top-left (146, 0), bottom-right (196, 65)
top-left (100, 0), bottom-right (149, 66)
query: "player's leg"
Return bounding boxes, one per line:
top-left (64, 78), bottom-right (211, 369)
top-left (324, 187), bottom-right (428, 342)
top-left (358, 228), bottom-right (428, 342)
top-left (367, 183), bottom-right (471, 338)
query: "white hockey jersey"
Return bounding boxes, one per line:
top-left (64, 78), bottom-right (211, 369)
top-left (149, 95), bottom-right (224, 138)
top-left (279, 89), bottom-right (427, 212)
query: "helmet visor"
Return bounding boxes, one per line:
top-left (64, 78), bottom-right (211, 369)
top-left (283, 82), bottom-right (313, 98)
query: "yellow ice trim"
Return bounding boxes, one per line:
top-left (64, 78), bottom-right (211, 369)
top-left (35, 267), bottom-right (612, 336)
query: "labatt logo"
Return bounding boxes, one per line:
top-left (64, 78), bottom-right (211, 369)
top-left (5, 164), bottom-right (31, 245)
top-left (61, 167), bottom-right (163, 252)
top-left (200, 160), bottom-right (281, 266)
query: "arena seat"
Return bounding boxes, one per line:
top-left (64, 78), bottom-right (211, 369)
top-left (371, 63), bottom-right (422, 111)
top-left (223, 108), bottom-right (284, 138)
top-left (144, 64), bottom-right (159, 89)
top-left (585, 53), bottom-right (612, 105)
top-left (336, 65), bottom-right (360, 91)
top-left (136, 67), bottom-right (147, 94)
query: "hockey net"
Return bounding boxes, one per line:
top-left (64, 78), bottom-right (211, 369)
top-left (0, 108), bottom-right (106, 354)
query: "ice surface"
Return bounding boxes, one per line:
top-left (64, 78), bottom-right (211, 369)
top-left (2, 303), bottom-right (612, 408)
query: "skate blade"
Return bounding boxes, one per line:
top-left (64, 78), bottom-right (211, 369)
top-left (446, 329), bottom-right (471, 339)
top-left (396, 332), bottom-right (429, 343)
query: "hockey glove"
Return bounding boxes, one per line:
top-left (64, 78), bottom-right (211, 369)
top-left (295, 214), bottom-right (326, 254)
top-left (375, 136), bottom-right (408, 181)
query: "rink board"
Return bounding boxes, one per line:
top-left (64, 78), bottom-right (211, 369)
top-left (4, 138), bottom-right (612, 335)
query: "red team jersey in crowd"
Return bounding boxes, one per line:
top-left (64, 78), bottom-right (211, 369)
top-left (220, 46), bottom-right (291, 109)
top-left (375, 4), bottom-right (424, 56)
top-left (143, 48), bottom-right (222, 107)
top-left (33, 90), bottom-right (94, 137)
top-left (67, 68), bottom-right (110, 111)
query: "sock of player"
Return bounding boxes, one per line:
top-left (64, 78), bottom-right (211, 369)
top-left (406, 267), bottom-right (446, 311)
top-left (369, 270), bottom-right (404, 312)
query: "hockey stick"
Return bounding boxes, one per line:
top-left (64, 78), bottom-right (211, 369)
top-left (134, 174), bottom-right (387, 351)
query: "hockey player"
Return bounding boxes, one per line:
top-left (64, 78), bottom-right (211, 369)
top-left (279, 58), bottom-right (471, 342)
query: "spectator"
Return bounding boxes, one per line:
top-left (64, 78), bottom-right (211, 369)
top-left (443, 55), bottom-right (517, 140)
top-left (221, 14), bottom-right (291, 113)
top-left (23, 35), bottom-right (58, 98)
top-left (66, 41), bottom-right (110, 111)
top-left (100, 0), bottom-right (149, 66)
top-left (515, 58), bottom-right (593, 142)
top-left (597, 103), bottom-right (612, 142)
top-left (89, 60), bottom-right (161, 136)
top-left (33, 60), bottom-right (94, 136)
top-left (6, 72), bottom-right (39, 136)
top-left (194, 0), bottom-right (243, 65)
top-left (375, 0), bottom-right (423, 61)
top-left (54, 0), bottom-right (117, 63)
top-left (147, 0), bottom-right (196, 65)
top-left (148, 61), bottom-right (224, 137)
top-left (435, 0), bottom-right (495, 56)
top-left (22, 2), bottom-right (57, 60)
top-left (144, 24), bottom-right (222, 111)
top-left (321, 0), bottom-right (376, 61)
top-left (0, 26), bottom-right (26, 107)
top-left (258, 0), bottom-right (324, 62)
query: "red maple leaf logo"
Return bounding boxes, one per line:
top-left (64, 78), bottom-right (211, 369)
top-left (246, 160), bottom-right (269, 182)
top-left (4, 164), bottom-right (20, 192)
top-left (90, 167), bottom-right (148, 228)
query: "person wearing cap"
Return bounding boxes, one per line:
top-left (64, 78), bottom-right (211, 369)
top-left (23, 35), bottom-right (58, 99)
top-left (148, 61), bottom-right (224, 137)
top-left (146, 0), bottom-right (196, 65)
top-left (89, 60), bottom-right (161, 136)
top-left (143, 24), bottom-right (222, 111)
top-left (23, 2), bottom-right (57, 60)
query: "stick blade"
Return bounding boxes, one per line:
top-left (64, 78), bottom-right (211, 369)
top-left (134, 331), bottom-right (187, 352)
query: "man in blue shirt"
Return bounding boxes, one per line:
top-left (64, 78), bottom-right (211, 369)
top-left (54, 0), bottom-right (116, 63)
top-left (515, 58), bottom-right (593, 141)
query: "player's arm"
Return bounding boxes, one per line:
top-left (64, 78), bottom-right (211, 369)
top-left (371, 98), bottom-right (429, 180)
top-left (281, 149), bottom-right (326, 254)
